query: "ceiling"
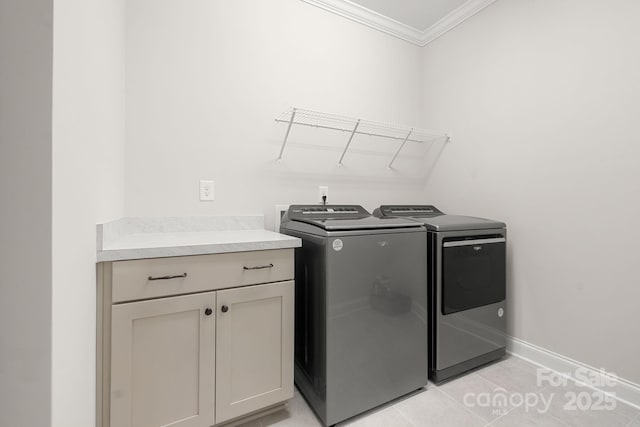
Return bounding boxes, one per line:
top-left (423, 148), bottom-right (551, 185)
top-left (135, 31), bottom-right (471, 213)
top-left (301, 0), bottom-right (497, 46)
top-left (349, 0), bottom-right (469, 31)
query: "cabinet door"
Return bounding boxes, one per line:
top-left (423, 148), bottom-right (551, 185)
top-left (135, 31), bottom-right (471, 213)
top-left (215, 281), bottom-right (294, 424)
top-left (111, 292), bottom-right (216, 427)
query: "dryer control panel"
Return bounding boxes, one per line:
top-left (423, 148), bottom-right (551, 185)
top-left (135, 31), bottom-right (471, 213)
top-left (376, 205), bottom-right (443, 218)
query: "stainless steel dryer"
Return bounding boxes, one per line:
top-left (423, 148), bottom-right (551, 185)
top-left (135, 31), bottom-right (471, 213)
top-left (374, 205), bottom-right (506, 383)
top-left (280, 205), bottom-right (428, 426)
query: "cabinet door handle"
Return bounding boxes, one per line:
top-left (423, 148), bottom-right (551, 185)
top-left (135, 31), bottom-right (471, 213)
top-left (243, 263), bottom-right (274, 270)
top-left (147, 273), bottom-right (188, 281)
top-left (221, 305), bottom-right (229, 313)
top-left (204, 308), bottom-right (213, 316)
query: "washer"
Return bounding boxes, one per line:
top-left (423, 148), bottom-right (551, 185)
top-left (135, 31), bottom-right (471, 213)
top-left (280, 205), bottom-right (428, 426)
top-left (374, 205), bottom-right (506, 383)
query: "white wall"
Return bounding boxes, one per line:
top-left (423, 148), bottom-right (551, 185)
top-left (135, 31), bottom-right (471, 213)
top-left (0, 1), bottom-right (53, 425)
top-left (51, 0), bottom-right (125, 425)
top-left (44, 1), bottom-right (640, 424)
top-left (420, 0), bottom-right (640, 384)
top-left (125, 0), bottom-right (428, 227)
top-left (46, 1), bottom-right (423, 424)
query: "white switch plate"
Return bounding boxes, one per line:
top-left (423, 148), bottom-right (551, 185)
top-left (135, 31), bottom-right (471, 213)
top-left (200, 180), bottom-right (215, 201)
top-left (319, 185), bottom-right (329, 204)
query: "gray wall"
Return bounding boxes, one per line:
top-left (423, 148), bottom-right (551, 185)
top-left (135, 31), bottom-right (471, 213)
top-left (0, 0), bottom-right (53, 426)
top-left (421, 0), bottom-right (640, 384)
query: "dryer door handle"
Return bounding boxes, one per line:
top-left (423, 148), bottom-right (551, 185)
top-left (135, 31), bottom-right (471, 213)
top-left (443, 237), bottom-right (505, 248)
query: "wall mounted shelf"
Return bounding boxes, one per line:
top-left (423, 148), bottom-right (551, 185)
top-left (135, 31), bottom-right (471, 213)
top-left (275, 108), bottom-right (450, 168)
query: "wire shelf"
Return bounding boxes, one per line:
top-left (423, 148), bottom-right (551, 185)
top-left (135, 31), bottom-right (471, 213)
top-left (275, 107), bottom-right (450, 168)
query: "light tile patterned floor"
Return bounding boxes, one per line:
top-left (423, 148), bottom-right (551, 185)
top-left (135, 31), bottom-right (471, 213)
top-left (240, 356), bottom-right (640, 427)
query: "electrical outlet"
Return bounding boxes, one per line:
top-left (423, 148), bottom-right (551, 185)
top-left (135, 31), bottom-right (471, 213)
top-left (274, 204), bottom-right (289, 232)
top-left (319, 185), bottom-right (329, 204)
top-left (200, 180), bottom-right (215, 201)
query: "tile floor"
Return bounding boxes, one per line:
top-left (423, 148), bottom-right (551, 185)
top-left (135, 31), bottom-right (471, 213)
top-left (240, 356), bottom-right (640, 427)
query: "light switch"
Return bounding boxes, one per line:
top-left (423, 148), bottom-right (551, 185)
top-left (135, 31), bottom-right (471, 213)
top-left (200, 180), bottom-right (215, 201)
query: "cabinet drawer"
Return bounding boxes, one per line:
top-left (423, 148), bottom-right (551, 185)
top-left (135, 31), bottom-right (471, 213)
top-left (111, 249), bottom-right (293, 303)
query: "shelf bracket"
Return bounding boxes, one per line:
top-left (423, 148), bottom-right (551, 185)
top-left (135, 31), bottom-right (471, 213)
top-left (388, 128), bottom-right (413, 169)
top-left (277, 108), bottom-right (297, 161)
top-left (338, 119), bottom-right (360, 166)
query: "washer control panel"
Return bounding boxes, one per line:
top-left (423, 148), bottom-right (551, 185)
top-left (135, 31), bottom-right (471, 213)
top-left (287, 205), bottom-right (369, 221)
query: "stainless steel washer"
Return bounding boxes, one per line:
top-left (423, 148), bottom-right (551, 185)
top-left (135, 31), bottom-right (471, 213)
top-left (280, 205), bottom-right (428, 426)
top-left (374, 205), bottom-right (507, 383)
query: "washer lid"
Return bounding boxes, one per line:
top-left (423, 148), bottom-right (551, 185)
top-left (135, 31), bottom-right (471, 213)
top-left (285, 204), bottom-right (422, 231)
top-left (308, 217), bottom-right (423, 231)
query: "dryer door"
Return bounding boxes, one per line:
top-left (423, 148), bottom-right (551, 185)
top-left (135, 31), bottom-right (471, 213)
top-left (442, 236), bottom-right (506, 315)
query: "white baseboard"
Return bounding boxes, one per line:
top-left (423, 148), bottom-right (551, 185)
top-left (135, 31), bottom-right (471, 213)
top-left (507, 335), bottom-right (640, 410)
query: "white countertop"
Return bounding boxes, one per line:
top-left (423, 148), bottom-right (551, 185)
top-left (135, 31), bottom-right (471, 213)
top-left (96, 216), bottom-right (301, 262)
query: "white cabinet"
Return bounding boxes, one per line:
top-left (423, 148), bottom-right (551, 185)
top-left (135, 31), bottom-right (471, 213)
top-left (215, 281), bottom-right (294, 424)
top-left (97, 249), bottom-right (294, 427)
top-left (110, 293), bottom-right (216, 427)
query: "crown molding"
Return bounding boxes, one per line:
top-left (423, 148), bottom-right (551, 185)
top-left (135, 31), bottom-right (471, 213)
top-left (300, 0), bottom-right (498, 47)
top-left (422, 0), bottom-right (498, 45)
top-left (300, 0), bottom-right (425, 46)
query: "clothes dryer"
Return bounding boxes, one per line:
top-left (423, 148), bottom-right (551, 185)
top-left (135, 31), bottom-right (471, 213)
top-left (374, 205), bottom-right (506, 383)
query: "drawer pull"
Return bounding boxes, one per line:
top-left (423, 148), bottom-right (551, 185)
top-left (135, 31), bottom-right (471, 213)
top-left (243, 263), bottom-right (274, 271)
top-left (147, 273), bottom-right (188, 281)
